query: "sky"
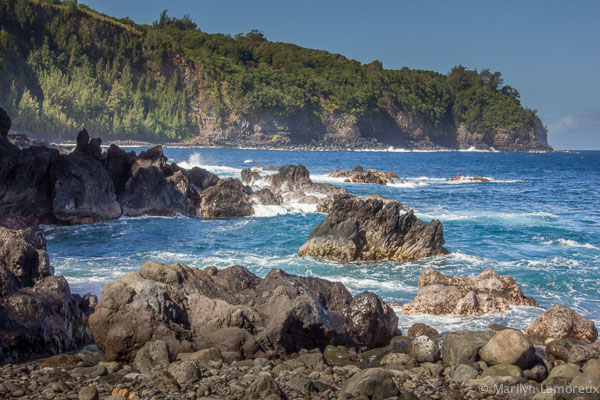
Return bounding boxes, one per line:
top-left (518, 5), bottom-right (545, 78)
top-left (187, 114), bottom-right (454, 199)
top-left (81, 0), bottom-right (600, 150)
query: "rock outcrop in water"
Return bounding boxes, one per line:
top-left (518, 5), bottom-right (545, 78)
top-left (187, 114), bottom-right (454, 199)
top-left (199, 178), bottom-right (254, 218)
top-left (88, 262), bottom-right (399, 362)
top-left (0, 227), bottom-right (92, 364)
top-left (0, 109), bottom-right (222, 226)
top-left (402, 268), bottom-right (539, 316)
top-left (241, 164), bottom-right (347, 211)
top-left (329, 166), bottom-right (399, 185)
top-left (298, 194), bottom-right (446, 261)
top-left (525, 305), bottom-right (598, 344)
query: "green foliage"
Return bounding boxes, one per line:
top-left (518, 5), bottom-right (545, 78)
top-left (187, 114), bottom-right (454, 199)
top-left (0, 0), bottom-right (543, 142)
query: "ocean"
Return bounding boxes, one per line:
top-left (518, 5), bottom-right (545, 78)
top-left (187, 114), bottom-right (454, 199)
top-left (41, 148), bottom-right (600, 333)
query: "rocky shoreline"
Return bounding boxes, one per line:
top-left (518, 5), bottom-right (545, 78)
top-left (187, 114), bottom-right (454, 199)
top-left (1, 109), bottom-right (598, 400)
top-left (1, 223), bottom-right (599, 400)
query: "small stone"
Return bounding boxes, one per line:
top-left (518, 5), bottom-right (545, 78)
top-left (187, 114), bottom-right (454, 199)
top-left (78, 386), bottom-right (99, 400)
top-left (408, 336), bottom-right (440, 363)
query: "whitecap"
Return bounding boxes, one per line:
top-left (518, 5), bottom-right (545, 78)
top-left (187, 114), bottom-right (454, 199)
top-left (540, 238), bottom-right (599, 250)
top-left (244, 159), bottom-right (253, 164)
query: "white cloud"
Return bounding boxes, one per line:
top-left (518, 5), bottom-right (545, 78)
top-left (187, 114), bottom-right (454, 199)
top-left (547, 110), bottom-right (600, 150)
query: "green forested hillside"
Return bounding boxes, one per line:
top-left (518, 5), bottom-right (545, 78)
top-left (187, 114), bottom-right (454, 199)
top-left (0, 0), bottom-right (549, 150)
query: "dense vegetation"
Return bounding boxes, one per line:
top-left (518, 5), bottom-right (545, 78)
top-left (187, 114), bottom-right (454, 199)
top-left (0, 0), bottom-right (543, 143)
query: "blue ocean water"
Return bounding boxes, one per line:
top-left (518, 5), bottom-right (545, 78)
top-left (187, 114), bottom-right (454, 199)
top-left (41, 148), bottom-right (600, 333)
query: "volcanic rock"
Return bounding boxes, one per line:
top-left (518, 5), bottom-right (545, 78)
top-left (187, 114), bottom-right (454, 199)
top-left (403, 268), bottom-right (538, 316)
top-left (298, 194), bottom-right (446, 261)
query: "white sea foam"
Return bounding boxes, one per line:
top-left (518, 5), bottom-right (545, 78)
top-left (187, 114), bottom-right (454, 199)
top-left (178, 153), bottom-right (243, 176)
top-left (540, 238), bottom-right (599, 250)
top-left (417, 209), bottom-right (557, 223)
top-left (395, 305), bottom-right (542, 332)
top-left (244, 159), bottom-right (253, 163)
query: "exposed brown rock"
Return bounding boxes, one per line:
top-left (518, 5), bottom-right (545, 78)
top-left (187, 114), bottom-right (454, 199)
top-left (403, 268), bottom-right (538, 316)
top-left (525, 304), bottom-right (598, 344)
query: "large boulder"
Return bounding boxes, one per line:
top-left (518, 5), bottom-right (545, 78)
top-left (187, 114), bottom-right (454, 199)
top-left (403, 268), bottom-right (538, 316)
top-left (525, 304), bottom-right (598, 344)
top-left (1, 128), bottom-right (122, 227)
top-left (89, 262), bottom-right (397, 362)
top-left (298, 195), bottom-right (446, 261)
top-left (199, 178), bottom-right (254, 218)
top-left (344, 291), bottom-right (399, 351)
top-left (0, 227), bottom-right (91, 363)
top-left (441, 330), bottom-right (494, 366)
top-left (118, 146), bottom-right (200, 216)
top-left (53, 130), bottom-right (122, 224)
top-left (479, 329), bottom-right (535, 369)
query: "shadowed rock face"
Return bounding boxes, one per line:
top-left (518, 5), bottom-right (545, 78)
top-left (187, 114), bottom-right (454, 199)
top-left (298, 195), bottom-right (446, 261)
top-left (199, 178), bottom-right (254, 218)
top-left (0, 227), bottom-right (92, 364)
top-left (525, 305), bottom-right (598, 344)
top-left (0, 114), bottom-right (222, 226)
top-left (88, 262), bottom-right (398, 362)
top-left (402, 268), bottom-right (539, 316)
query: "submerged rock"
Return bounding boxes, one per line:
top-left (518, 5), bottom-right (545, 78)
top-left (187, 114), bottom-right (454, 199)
top-left (525, 304), bottom-right (598, 344)
top-left (402, 268), bottom-right (538, 316)
top-left (89, 262), bottom-right (397, 362)
top-left (298, 194), bottom-right (446, 261)
top-left (0, 227), bottom-right (91, 364)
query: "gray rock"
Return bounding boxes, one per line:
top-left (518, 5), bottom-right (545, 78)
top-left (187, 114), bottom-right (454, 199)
top-left (177, 348), bottom-right (222, 363)
top-left (524, 363), bottom-right (548, 382)
top-left (583, 358), bottom-right (600, 378)
top-left (546, 338), bottom-right (586, 361)
top-left (568, 342), bottom-right (600, 364)
top-left (543, 363), bottom-right (581, 386)
top-left (380, 353), bottom-right (417, 368)
top-left (407, 336), bottom-right (440, 363)
top-left (340, 368), bottom-right (399, 400)
top-left (344, 291), bottom-right (399, 351)
top-left (571, 374), bottom-right (600, 390)
top-left (245, 374), bottom-right (283, 400)
top-left (441, 330), bottom-right (493, 366)
top-left (407, 323), bottom-right (439, 338)
top-left (450, 364), bottom-right (479, 382)
top-left (480, 363), bottom-right (527, 384)
top-left (323, 345), bottom-right (352, 366)
top-left (479, 329), bottom-right (535, 369)
top-left (525, 304), bottom-right (598, 344)
top-left (78, 386), bottom-right (98, 400)
top-left (167, 360), bottom-right (201, 384)
top-left (133, 340), bottom-right (170, 376)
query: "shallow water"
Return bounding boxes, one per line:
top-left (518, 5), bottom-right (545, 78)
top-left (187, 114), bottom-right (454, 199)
top-left (42, 148), bottom-right (600, 332)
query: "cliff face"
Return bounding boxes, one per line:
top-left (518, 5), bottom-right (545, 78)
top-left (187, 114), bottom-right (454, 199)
top-left (0, 0), bottom-right (552, 151)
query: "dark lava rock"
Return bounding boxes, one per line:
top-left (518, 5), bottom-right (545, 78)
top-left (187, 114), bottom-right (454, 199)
top-left (89, 262), bottom-right (397, 362)
top-left (0, 227), bottom-right (91, 364)
top-left (298, 194), bottom-right (446, 261)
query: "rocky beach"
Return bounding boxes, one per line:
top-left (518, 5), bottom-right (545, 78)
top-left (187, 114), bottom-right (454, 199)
top-left (1, 107), bottom-right (599, 400)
